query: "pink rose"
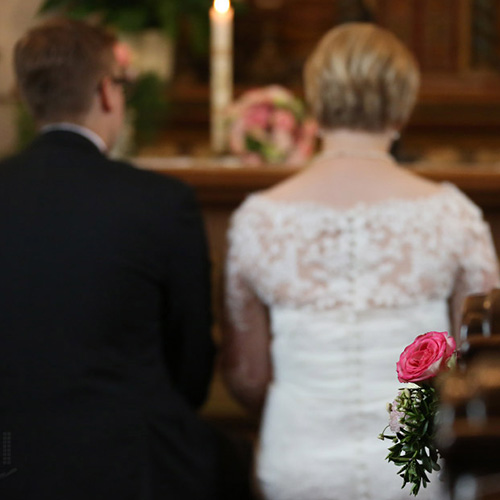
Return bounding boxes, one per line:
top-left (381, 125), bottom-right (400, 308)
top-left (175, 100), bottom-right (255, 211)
top-left (113, 42), bottom-right (132, 69)
top-left (272, 109), bottom-right (297, 133)
top-left (244, 104), bottom-right (272, 129)
top-left (396, 331), bottom-right (456, 383)
top-left (271, 128), bottom-right (294, 154)
top-left (228, 118), bottom-right (246, 154)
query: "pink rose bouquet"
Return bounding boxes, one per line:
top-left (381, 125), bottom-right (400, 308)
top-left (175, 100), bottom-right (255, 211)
top-left (379, 331), bottom-right (457, 496)
top-left (225, 85), bottom-right (318, 166)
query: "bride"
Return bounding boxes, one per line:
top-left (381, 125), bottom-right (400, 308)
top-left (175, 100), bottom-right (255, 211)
top-left (221, 23), bottom-right (499, 500)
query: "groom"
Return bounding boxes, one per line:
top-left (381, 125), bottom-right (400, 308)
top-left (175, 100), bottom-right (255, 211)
top-left (0, 17), bottom-right (224, 500)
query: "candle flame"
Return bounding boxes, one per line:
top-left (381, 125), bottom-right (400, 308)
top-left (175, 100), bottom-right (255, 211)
top-left (214, 0), bottom-right (230, 14)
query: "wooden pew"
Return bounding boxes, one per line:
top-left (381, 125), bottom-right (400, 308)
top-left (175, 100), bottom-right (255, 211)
top-left (439, 289), bottom-right (500, 500)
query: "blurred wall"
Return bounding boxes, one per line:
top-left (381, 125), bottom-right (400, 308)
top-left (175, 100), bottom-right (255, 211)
top-left (0, 0), bottom-right (42, 157)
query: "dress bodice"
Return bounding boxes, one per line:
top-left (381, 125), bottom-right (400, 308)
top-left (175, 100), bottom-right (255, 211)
top-left (269, 301), bottom-right (448, 395)
top-left (226, 183), bottom-right (498, 330)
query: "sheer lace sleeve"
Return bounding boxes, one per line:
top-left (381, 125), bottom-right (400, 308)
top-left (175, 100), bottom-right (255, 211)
top-left (221, 201), bottom-right (272, 413)
top-left (450, 195), bottom-right (500, 334)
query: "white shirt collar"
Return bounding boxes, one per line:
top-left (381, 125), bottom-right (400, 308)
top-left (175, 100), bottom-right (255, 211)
top-left (41, 123), bottom-right (107, 153)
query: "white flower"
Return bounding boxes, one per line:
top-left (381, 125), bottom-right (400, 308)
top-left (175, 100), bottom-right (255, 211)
top-left (387, 395), bottom-right (406, 433)
top-left (389, 406), bottom-right (405, 433)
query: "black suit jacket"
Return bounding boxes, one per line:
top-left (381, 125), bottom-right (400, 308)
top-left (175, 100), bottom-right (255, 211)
top-left (0, 131), bottom-right (220, 500)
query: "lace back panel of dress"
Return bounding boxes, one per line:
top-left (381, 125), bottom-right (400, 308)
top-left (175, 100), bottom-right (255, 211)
top-left (226, 184), bottom-right (498, 324)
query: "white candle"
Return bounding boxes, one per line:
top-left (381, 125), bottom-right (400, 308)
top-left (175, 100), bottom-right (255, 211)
top-left (210, 0), bottom-right (233, 154)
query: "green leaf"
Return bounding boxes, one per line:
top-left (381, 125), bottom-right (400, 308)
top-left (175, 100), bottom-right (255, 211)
top-left (261, 143), bottom-right (286, 163)
top-left (107, 7), bottom-right (149, 31)
top-left (185, 15), bottom-right (210, 56)
top-left (67, 5), bottom-right (100, 18)
top-left (245, 135), bottom-right (264, 154)
top-left (382, 385), bottom-right (442, 495)
top-left (155, 1), bottom-right (178, 39)
top-left (38, 0), bottom-right (71, 13)
top-left (127, 72), bottom-right (170, 148)
top-left (421, 454), bottom-right (433, 473)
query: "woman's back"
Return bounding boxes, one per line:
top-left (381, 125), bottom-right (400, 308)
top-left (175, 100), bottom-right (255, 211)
top-left (226, 176), bottom-right (497, 500)
top-left (227, 178), bottom-right (496, 318)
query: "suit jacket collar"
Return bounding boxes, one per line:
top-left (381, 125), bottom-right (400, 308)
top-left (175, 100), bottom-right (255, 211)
top-left (41, 123), bottom-right (107, 152)
top-left (30, 130), bottom-right (106, 157)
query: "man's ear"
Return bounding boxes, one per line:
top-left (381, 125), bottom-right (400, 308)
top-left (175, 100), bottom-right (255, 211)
top-left (97, 77), bottom-right (113, 113)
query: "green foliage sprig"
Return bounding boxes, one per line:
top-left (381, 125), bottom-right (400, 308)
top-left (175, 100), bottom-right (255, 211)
top-left (38, 0), bottom-right (212, 54)
top-left (379, 386), bottom-right (441, 496)
top-left (127, 72), bottom-right (170, 150)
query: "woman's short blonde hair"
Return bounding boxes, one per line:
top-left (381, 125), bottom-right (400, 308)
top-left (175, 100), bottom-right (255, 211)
top-left (304, 23), bottom-right (420, 132)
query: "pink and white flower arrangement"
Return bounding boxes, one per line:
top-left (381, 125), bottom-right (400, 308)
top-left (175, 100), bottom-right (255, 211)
top-left (225, 85), bottom-right (318, 166)
top-left (380, 331), bottom-right (457, 496)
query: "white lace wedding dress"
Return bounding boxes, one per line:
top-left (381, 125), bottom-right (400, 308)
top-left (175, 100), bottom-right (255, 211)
top-left (225, 183), bottom-right (499, 500)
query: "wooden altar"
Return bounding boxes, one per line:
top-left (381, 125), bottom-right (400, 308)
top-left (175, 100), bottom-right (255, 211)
top-left (134, 158), bottom-right (500, 423)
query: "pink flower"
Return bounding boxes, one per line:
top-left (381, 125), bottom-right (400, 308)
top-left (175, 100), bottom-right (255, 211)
top-left (396, 331), bottom-right (456, 383)
top-left (113, 42), bottom-right (132, 69)
top-left (243, 103), bottom-right (272, 129)
top-left (271, 128), bottom-right (294, 155)
top-left (228, 118), bottom-right (246, 154)
top-left (272, 109), bottom-right (297, 133)
top-left (242, 152), bottom-right (264, 166)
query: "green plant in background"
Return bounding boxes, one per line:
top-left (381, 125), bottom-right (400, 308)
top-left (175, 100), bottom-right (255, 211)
top-left (127, 72), bottom-right (170, 151)
top-left (38, 0), bottom-right (212, 55)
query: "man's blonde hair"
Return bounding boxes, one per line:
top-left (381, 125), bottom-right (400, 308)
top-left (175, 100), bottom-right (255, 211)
top-left (304, 23), bottom-right (420, 132)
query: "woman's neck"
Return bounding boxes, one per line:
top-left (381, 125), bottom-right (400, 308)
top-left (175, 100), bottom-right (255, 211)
top-left (319, 128), bottom-right (396, 157)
